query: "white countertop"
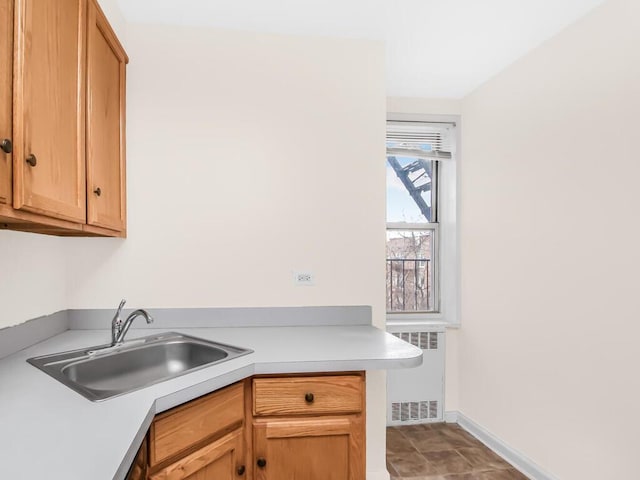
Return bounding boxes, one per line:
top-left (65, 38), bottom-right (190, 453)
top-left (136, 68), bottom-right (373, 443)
top-left (0, 325), bottom-right (421, 480)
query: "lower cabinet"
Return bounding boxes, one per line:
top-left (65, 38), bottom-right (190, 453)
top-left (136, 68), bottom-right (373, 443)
top-left (253, 416), bottom-right (364, 480)
top-left (135, 373), bottom-right (365, 480)
top-left (126, 436), bottom-right (148, 480)
top-left (251, 373), bottom-right (365, 480)
top-left (150, 429), bottom-right (244, 480)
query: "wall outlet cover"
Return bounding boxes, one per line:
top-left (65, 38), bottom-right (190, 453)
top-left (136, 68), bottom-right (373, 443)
top-left (293, 272), bottom-right (315, 286)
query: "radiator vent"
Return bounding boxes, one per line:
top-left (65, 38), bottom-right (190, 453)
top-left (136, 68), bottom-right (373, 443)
top-left (391, 400), bottom-right (439, 422)
top-left (392, 331), bottom-right (439, 350)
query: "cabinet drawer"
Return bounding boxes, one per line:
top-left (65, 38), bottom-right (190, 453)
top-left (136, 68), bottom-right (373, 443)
top-left (150, 382), bottom-right (244, 466)
top-left (253, 375), bottom-right (364, 417)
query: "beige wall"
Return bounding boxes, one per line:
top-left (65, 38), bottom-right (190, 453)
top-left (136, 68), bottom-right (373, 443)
top-left (62, 23), bottom-right (390, 477)
top-left (96, 0), bottom-right (127, 45)
top-left (459, 0), bottom-right (639, 478)
top-left (0, 231), bottom-right (67, 328)
top-left (65, 23), bottom-right (386, 320)
top-left (387, 97), bottom-right (462, 116)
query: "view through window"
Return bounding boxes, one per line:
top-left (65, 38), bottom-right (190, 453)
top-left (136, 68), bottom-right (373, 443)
top-left (386, 121), bottom-right (453, 314)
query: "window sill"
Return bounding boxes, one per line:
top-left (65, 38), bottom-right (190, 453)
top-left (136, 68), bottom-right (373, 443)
top-left (387, 313), bottom-right (460, 329)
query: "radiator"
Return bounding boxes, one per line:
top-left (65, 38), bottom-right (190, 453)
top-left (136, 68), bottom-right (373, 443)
top-left (386, 327), bottom-right (445, 425)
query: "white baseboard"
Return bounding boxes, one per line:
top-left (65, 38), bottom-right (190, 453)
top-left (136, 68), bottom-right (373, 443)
top-left (444, 411), bottom-right (559, 480)
top-left (444, 410), bottom-right (459, 423)
top-left (367, 468), bottom-right (391, 480)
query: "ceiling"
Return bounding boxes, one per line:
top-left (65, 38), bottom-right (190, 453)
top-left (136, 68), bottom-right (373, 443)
top-left (117, 0), bottom-right (606, 98)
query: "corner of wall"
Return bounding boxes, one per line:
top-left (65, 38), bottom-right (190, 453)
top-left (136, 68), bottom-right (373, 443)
top-left (386, 96), bottom-right (463, 116)
top-left (444, 327), bottom-right (459, 412)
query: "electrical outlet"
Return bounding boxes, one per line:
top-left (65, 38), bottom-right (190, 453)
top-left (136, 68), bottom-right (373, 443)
top-left (294, 272), bottom-right (315, 286)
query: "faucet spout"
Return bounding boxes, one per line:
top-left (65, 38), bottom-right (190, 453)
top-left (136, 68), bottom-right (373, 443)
top-left (110, 300), bottom-right (154, 346)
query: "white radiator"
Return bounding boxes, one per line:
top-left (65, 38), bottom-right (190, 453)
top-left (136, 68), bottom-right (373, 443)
top-left (386, 326), bottom-right (445, 425)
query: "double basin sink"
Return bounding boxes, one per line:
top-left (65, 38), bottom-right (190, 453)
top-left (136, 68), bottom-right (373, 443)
top-left (28, 332), bottom-right (253, 401)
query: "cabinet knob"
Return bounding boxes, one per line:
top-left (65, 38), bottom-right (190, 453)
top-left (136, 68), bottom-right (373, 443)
top-left (237, 465), bottom-right (246, 475)
top-left (305, 392), bottom-right (315, 403)
top-left (256, 458), bottom-right (267, 468)
top-left (1, 139), bottom-right (11, 154)
top-left (26, 154), bottom-right (37, 167)
top-left (94, 187), bottom-right (102, 196)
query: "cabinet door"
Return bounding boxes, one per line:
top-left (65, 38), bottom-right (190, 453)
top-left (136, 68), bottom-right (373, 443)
top-left (150, 429), bottom-right (245, 480)
top-left (0, 0), bottom-right (12, 204)
top-left (13, 0), bottom-right (86, 222)
top-left (253, 416), bottom-right (365, 480)
top-left (126, 436), bottom-right (148, 480)
top-left (86, 0), bottom-right (127, 232)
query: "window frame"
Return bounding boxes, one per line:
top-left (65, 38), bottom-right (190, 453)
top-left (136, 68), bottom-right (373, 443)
top-left (385, 112), bottom-right (460, 327)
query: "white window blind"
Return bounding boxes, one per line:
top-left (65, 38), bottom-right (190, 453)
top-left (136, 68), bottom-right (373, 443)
top-left (386, 121), bottom-right (455, 160)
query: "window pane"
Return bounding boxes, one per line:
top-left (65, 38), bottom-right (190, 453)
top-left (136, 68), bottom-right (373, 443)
top-left (386, 156), bottom-right (436, 223)
top-left (386, 230), bottom-right (434, 312)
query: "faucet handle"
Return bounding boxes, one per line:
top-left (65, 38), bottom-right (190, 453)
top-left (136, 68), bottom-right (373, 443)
top-left (111, 299), bottom-right (127, 346)
top-left (117, 299), bottom-right (127, 314)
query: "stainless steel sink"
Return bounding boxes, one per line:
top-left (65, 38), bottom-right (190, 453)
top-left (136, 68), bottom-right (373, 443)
top-left (27, 332), bottom-right (252, 402)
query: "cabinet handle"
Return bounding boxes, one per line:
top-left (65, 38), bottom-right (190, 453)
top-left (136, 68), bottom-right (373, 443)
top-left (1, 139), bottom-right (11, 154)
top-left (305, 392), bottom-right (315, 403)
top-left (26, 154), bottom-right (37, 167)
top-left (256, 458), bottom-right (267, 468)
top-left (237, 465), bottom-right (246, 475)
top-left (94, 187), bottom-right (102, 196)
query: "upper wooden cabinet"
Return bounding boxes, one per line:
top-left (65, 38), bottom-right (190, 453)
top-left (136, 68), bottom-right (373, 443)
top-left (0, 0), bottom-right (12, 205)
top-left (0, 0), bottom-right (127, 236)
top-left (86, 0), bottom-right (127, 232)
top-left (13, 0), bottom-right (87, 223)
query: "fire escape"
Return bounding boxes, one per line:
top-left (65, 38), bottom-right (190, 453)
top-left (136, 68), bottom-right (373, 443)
top-left (386, 156), bottom-right (434, 221)
top-left (386, 122), bottom-right (451, 221)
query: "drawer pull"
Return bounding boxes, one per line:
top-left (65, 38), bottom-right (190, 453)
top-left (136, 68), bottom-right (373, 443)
top-left (304, 392), bottom-right (314, 403)
top-left (257, 458), bottom-right (267, 468)
top-left (26, 154), bottom-right (37, 167)
top-left (237, 465), bottom-right (246, 475)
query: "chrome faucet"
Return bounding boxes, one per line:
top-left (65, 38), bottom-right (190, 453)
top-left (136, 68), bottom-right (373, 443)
top-left (111, 299), bottom-right (154, 346)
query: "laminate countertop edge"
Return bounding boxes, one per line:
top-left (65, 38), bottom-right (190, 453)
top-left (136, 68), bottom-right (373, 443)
top-left (0, 325), bottom-right (422, 480)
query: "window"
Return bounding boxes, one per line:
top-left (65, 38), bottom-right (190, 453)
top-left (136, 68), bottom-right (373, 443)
top-left (386, 119), bottom-right (456, 319)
